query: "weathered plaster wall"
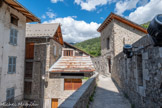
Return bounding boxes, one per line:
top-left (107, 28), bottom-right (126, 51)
top-left (112, 36), bottom-right (162, 108)
top-left (0, 2), bottom-right (26, 103)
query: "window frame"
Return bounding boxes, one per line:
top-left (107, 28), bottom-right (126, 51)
top-left (8, 56), bottom-right (17, 74)
top-left (10, 14), bottom-right (19, 26)
top-left (107, 38), bottom-right (110, 49)
top-left (6, 87), bottom-right (15, 102)
top-left (9, 28), bottom-right (18, 46)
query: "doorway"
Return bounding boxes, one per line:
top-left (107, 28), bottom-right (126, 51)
top-left (52, 99), bottom-right (58, 108)
top-left (108, 58), bottom-right (111, 73)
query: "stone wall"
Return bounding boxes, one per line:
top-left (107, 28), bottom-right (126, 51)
top-left (58, 72), bottom-right (98, 108)
top-left (98, 19), bottom-right (146, 75)
top-left (111, 35), bottom-right (162, 108)
top-left (44, 72), bottom-right (92, 108)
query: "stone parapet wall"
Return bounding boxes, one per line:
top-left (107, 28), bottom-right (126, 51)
top-left (111, 35), bottom-right (162, 108)
top-left (58, 72), bottom-right (99, 108)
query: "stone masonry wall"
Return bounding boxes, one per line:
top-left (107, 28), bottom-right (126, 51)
top-left (93, 19), bottom-right (146, 76)
top-left (58, 72), bottom-right (99, 108)
top-left (112, 35), bottom-right (162, 108)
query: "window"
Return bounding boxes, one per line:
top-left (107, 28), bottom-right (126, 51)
top-left (8, 57), bottom-right (16, 74)
top-left (64, 79), bottom-right (82, 90)
top-left (61, 73), bottom-right (84, 77)
top-left (6, 88), bottom-right (15, 103)
top-left (26, 43), bottom-right (34, 59)
top-left (54, 46), bottom-right (57, 56)
top-left (64, 50), bottom-right (73, 56)
top-left (24, 81), bottom-right (32, 95)
top-left (25, 62), bottom-right (33, 78)
top-left (11, 14), bottom-right (18, 26)
top-left (59, 48), bottom-right (62, 56)
top-left (137, 55), bottom-right (143, 86)
top-left (107, 38), bottom-right (110, 49)
top-left (10, 28), bottom-right (18, 45)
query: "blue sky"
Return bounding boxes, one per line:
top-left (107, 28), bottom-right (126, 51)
top-left (18, 0), bottom-right (162, 43)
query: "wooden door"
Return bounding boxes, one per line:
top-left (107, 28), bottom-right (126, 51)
top-left (52, 99), bottom-right (58, 108)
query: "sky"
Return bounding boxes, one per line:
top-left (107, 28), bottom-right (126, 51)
top-left (18, 0), bottom-right (162, 43)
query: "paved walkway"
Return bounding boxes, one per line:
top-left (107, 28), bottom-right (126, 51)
top-left (90, 75), bottom-right (131, 108)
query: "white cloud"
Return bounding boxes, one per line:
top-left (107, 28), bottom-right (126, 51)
top-left (42, 15), bottom-right (46, 19)
top-left (74, 0), bottom-right (115, 11)
top-left (46, 12), bottom-right (56, 18)
top-left (115, 0), bottom-right (149, 16)
top-left (43, 16), bottom-right (100, 43)
top-left (115, 0), bottom-right (139, 16)
top-left (51, 0), bottom-right (63, 3)
top-left (128, 0), bottom-right (162, 24)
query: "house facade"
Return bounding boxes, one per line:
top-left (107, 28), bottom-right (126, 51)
top-left (25, 23), bottom-right (63, 107)
top-left (93, 13), bottom-right (147, 75)
top-left (0, 0), bottom-right (39, 104)
top-left (44, 43), bottom-right (95, 108)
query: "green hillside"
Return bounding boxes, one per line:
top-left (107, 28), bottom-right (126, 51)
top-left (141, 22), bottom-right (150, 29)
top-left (74, 22), bottom-right (150, 57)
top-left (74, 37), bottom-right (101, 57)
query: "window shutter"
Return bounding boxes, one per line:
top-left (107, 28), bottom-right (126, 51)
top-left (13, 57), bottom-right (16, 73)
top-left (10, 29), bottom-right (14, 44)
top-left (54, 46), bottom-right (57, 56)
top-left (14, 29), bottom-right (18, 45)
top-left (6, 89), bottom-right (10, 101)
top-left (8, 57), bottom-right (12, 73)
top-left (11, 88), bottom-right (15, 98)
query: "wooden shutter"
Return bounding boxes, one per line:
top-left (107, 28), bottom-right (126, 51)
top-left (64, 79), bottom-right (82, 90)
top-left (52, 99), bottom-right (58, 108)
top-left (26, 43), bottom-right (34, 59)
top-left (73, 79), bottom-right (82, 90)
top-left (64, 79), bottom-right (72, 90)
top-left (12, 57), bottom-right (16, 73)
top-left (13, 29), bottom-right (18, 45)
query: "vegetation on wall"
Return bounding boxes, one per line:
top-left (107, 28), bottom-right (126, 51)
top-left (141, 22), bottom-right (150, 29)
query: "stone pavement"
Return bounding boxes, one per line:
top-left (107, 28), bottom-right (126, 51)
top-left (90, 75), bottom-right (131, 108)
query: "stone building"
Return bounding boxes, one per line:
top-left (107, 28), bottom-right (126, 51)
top-left (0, 0), bottom-right (39, 104)
top-left (93, 13), bottom-right (147, 75)
top-left (111, 35), bottom-right (162, 108)
top-left (44, 43), bottom-right (95, 108)
top-left (25, 23), bottom-right (63, 107)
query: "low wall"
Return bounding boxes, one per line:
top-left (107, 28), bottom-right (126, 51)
top-left (58, 72), bottom-right (99, 108)
top-left (112, 35), bottom-right (162, 108)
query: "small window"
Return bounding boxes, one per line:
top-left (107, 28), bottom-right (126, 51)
top-left (8, 57), bottom-right (16, 74)
top-left (54, 46), bottom-right (57, 56)
top-left (11, 14), bottom-right (18, 26)
top-left (64, 50), bottom-right (73, 56)
top-left (59, 48), bottom-right (62, 56)
top-left (10, 28), bottom-right (18, 45)
top-left (107, 38), bottom-right (110, 49)
top-left (6, 88), bottom-right (15, 103)
top-left (24, 81), bottom-right (32, 95)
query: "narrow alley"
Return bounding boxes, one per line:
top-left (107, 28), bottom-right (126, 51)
top-left (90, 75), bottom-right (131, 108)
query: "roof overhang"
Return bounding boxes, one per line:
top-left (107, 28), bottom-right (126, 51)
top-left (4, 0), bottom-right (40, 23)
top-left (97, 13), bottom-right (147, 34)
